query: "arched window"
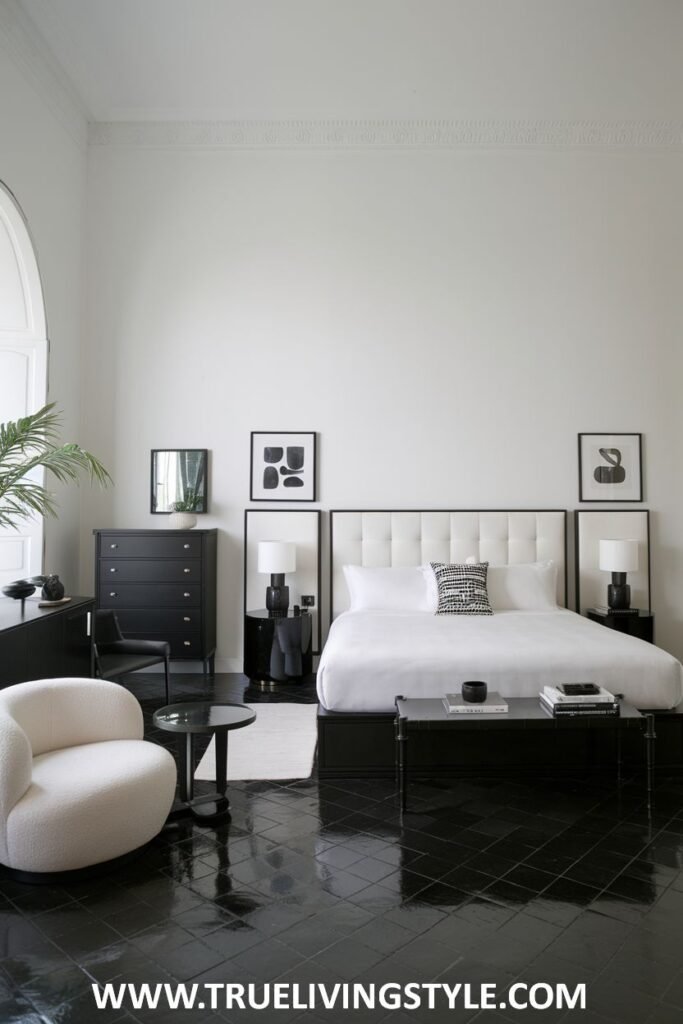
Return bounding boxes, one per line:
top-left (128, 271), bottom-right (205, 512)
top-left (0, 180), bottom-right (48, 584)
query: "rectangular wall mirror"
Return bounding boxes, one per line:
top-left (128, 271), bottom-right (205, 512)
top-left (244, 509), bottom-right (322, 653)
top-left (151, 449), bottom-right (208, 513)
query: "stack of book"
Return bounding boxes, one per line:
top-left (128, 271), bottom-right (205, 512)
top-left (540, 683), bottom-right (620, 718)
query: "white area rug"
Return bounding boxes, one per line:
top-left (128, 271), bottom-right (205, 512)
top-left (194, 703), bottom-right (318, 782)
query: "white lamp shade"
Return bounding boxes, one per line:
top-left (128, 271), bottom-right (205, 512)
top-left (599, 539), bottom-right (639, 573)
top-left (257, 541), bottom-right (296, 574)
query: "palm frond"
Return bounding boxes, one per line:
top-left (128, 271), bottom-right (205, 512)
top-left (0, 404), bottom-right (111, 529)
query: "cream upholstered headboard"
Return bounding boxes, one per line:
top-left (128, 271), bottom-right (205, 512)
top-left (330, 509), bottom-right (567, 618)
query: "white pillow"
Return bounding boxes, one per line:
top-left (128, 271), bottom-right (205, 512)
top-left (343, 565), bottom-right (436, 613)
top-left (487, 561), bottom-right (558, 611)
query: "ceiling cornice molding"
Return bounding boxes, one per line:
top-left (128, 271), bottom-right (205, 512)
top-left (0, 0), bottom-right (88, 148)
top-left (88, 119), bottom-right (683, 151)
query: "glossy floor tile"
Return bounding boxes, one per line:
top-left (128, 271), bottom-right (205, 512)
top-left (0, 672), bottom-right (682, 1022)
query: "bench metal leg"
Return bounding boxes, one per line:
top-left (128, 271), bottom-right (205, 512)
top-left (644, 713), bottom-right (656, 796)
top-left (398, 716), bottom-right (408, 813)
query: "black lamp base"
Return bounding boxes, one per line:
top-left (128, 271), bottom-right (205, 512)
top-left (266, 574), bottom-right (289, 614)
top-left (607, 573), bottom-right (630, 611)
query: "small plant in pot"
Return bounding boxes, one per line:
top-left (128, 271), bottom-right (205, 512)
top-left (169, 490), bottom-right (202, 530)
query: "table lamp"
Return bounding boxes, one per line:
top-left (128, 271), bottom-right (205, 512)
top-left (599, 539), bottom-right (639, 611)
top-left (258, 541), bottom-right (296, 613)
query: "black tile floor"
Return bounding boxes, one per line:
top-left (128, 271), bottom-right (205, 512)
top-left (1, 673), bottom-right (683, 1022)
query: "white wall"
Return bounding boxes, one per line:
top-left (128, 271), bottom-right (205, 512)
top-left (0, 13), bottom-right (88, 590)
top-left (81, 141), bottom-right (683, 667)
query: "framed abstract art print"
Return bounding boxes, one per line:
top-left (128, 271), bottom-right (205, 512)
top-left (250, 432), bottom-right (317, 502)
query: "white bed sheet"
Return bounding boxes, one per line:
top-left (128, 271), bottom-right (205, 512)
top-left (316, 609), bottom-right (683, 712)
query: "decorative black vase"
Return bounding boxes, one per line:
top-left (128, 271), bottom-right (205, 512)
top-left (41, 574), bottom-right (65, 601)
top-left (462, 680), bottom-right (488, 703)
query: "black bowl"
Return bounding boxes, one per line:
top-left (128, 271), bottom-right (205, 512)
top-left (2, 581), bottom-right (36, 601)
top-left (462, 680), bottom-right (488, 703)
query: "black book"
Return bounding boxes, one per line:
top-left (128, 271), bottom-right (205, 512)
top-left (541, 703), bottom-right (620, 718)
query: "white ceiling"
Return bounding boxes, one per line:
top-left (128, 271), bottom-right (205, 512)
top-left (17, 0), bottom-right (683, 123)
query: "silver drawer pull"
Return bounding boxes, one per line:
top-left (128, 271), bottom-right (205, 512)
top-left (183, 616), bottom-right (191, 622)
top-left (110, 567), bottom-right (117, 573)
top-left (183, 641), bottom-right (191, 647)
top-left (183, 592), bottom-right (190, 598)
top-left (110, 543), bottom-right (118, 549)
top-left (109, 592), bottom-right (117, 597)
top-left (183, 568), bottom-right (191, 574)
top-left (183, 543), bottom-right (190, 549)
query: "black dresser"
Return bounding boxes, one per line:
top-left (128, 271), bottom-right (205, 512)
top-left (0, 596), bottom-right (94, 687)
top-left (94, 529), bottom-right (217, 673)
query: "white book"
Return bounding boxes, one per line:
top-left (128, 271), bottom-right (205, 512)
top-left (443, 692), bottom-right (508, 714)
top-left (543, 685), bottom-right (616, 704)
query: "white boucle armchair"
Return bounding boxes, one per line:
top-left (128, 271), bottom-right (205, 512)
top-left (0, 678), bottom-right (176, 875)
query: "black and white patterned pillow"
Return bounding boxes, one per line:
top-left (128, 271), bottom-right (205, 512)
top-left (430, 561), bottom-right (493, 615)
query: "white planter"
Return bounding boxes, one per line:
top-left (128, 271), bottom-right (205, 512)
top-left (168, 512), bottom-right (197, 530)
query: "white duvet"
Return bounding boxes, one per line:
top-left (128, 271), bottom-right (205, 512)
top-left (316, 609), bottom-right (683, 712)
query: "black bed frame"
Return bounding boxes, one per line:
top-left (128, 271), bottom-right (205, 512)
top-left (317, 508), bottom-right (683, 778)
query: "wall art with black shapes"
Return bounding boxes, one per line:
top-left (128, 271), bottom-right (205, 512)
top-left (250, 432), bottom-right (317, 502)
top-left (578, 433), bottom-right (642, 502)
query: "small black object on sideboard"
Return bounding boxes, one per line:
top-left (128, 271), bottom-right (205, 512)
top-left (0, 597), bottom-right (94, 687)
top-left (587, 607), bottom-right (654, 644)
top-left (94, 529), bottom-right (217, 674)
top-left (244, 609), bottom-right (312, 687)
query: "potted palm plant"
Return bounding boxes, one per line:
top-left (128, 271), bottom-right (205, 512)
top-left (0, 403), bottom-right (111, 529)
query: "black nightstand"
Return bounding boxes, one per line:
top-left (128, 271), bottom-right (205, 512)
top-left (587, 608), bottom-right (654, 644)
top-left (244, 609), bottom-right (313, 688)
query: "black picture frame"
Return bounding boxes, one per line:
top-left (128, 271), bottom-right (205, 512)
top-left (578, 433), bottom-right (643, 502)
top-left (249, 432), bottom-right (317, 502)
top-left (574, 508), bottom-right (651, 613)
top-left (150, 449), bottom-right (208, 514)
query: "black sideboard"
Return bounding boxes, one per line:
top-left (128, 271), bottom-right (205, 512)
top-left (94, 529), bottom-right (218, 674)
top-left (0, 596), bottom-right (95, 687)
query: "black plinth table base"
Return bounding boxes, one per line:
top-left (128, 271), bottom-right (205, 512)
top-left (153, 701), bottom-right (256, 823)
top-left (395, 696), bottom-right (656, 814)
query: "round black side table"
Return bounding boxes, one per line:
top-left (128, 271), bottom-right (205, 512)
top-left (153, 702), bottom-right (256, 821)
top-left (244, 609), bottom-right (313, 689)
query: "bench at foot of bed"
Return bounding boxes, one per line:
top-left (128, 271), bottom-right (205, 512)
top-left (316, 705), bottom-right (683, 778)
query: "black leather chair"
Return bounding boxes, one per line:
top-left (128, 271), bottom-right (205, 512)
top-left (94, 610), bottom-right (170, 705)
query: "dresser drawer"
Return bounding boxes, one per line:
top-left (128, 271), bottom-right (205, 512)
top-left (115, 609), bottom-right (203, 633)
top-left (101, 559), bottom-right (201, 583)
top-left (100, 534), bottom-right (202, 559)
top-left (100, 584), bottom-right (201, 608)
top-left (125, 632), bottom-right (202, 659)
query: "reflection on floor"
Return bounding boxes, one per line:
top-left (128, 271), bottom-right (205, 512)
top-left (1, 672), bottom-right (682, 1023)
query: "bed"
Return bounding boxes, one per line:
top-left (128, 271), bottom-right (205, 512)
top-left (318, 608), bottom-right (683, 713)
top-left (316, 509), bottom-right (683, 776)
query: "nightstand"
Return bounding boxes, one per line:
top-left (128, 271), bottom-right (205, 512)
top-left (244, 609), bottom-right (313, 688)
top-left (587, 608), bottom-right (654, 644)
